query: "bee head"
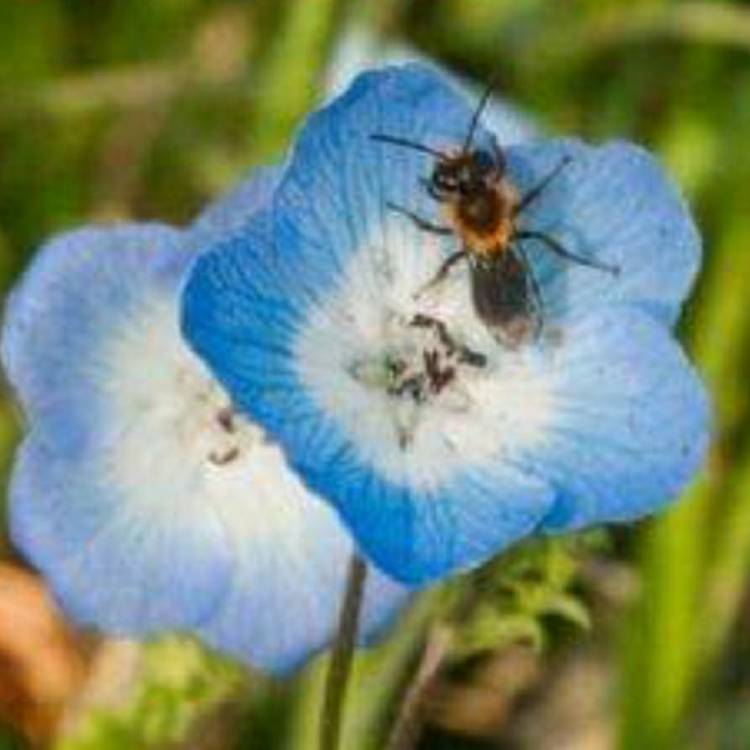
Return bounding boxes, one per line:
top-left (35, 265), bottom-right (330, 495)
top-left (431, 148), bottom-right (504, 200)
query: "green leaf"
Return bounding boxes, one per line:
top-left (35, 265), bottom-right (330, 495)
top-left (540, 593), bottom-right (592, 631)
top-left (453, 605), bottom-right (546, 660)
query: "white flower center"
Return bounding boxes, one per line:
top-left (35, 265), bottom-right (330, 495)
top-left (294, 222), bottom-right (559, 490)
top-left (348, 311), bottom-right (487, 449)
top-left (170, 352), bottom-right (262, 469)
top-left (100, 291), bottom-right (268, 494)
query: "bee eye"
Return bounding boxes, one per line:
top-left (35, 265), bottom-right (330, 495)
top-left (432, 166), bottom-right (458, 192)
top-left (473, 150), bottom-right (504, 175)
top-left (473, 150), bottom-right (495, 174)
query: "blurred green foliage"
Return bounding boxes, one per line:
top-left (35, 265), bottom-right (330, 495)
top-left (58, 638), bottom-right (243, 750)
top-left (2, 1), bottom-right (750, 749)
top-left (449, 534), bottom-right (603, 661)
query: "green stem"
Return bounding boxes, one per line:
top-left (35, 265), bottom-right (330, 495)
top-left (248, 0), bottom-right (349, 163)
top-left (618, 477), bottom-right (711, 750)
top-left (385, 624), bottom-right (452, 750)
top-left (691, 216), bottom-right (750, 675)
top-left (319, 553), bottom-right (367, 750)
top-left (701, 447), bottom-right (750, 665)
top-left (288, 588), bottom-right (442, 750)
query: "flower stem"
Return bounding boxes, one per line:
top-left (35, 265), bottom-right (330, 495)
top-left (319, 552), bottom-right (368, 750)
top-left (385, 624), bottom-right (453, 750)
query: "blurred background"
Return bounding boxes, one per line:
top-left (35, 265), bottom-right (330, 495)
top-left (1, 1), bottom-right (749, 748)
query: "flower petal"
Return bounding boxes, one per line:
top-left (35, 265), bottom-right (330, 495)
top-left (306, 459), bottom-right (555, 584)
top-left (1, 224), bottom-right (191, 452)
top-left (196, 442), bottom-right (409, 672)
top-left (9, 436), bottom-right (233, 633)
top-left (190, 166), bottom-right (281, 243)
top-left (3, 225), bottom-right (234, 632)
top-left (512, 306), bottom-right (710, 531)
top-left (506, 138), bottom-right (701, 326)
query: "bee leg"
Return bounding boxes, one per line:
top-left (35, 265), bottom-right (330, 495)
top-left (515, 155), bottom-right (573, 215)
top-left (516, 229), bottom-right (621, 276)
top-left (413, 250), bottom-right (468, 298)
top-left (419, 177), bottom-right (447, 203)
top-left (386, 201), bottom-right (453, 235)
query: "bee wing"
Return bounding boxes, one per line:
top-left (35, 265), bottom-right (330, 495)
top-left (470, 250), bottom-right (540, 347)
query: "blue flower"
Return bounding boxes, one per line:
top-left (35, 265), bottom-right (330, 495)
top-left (181, 64), bottom-right (710, 585)
top-left (1, 168), bottom-right (408, 673)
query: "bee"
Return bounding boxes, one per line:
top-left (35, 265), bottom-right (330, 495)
top-left (371, 87), bottom-right (620, 346)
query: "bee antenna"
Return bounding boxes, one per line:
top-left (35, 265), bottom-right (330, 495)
top-left (463, 62), bottom-right (507, 153)
top-left (370, 133), bottom-right (447, 160)
top-left (462, 81), bottom-right (494, 153)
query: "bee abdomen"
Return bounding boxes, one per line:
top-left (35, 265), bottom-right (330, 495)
top-left (470, 252), bottom-right (537, 346)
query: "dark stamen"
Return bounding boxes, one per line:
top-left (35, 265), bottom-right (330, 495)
top-left (216, 406), bottom-right (235, 433)
top-left (410, 313), bottom-right (487, 369)
top-left (209, 446), bottom-right (240, 466)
